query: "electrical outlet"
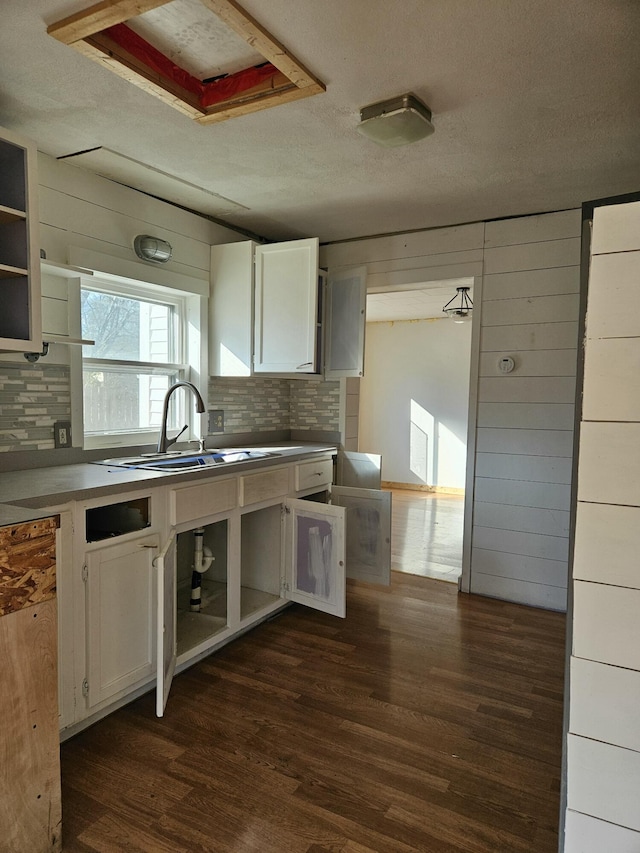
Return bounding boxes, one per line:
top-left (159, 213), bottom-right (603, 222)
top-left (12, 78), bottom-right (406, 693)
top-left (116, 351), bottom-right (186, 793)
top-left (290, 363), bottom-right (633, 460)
top-left (54, 420), bottom-right (72, 448)
top-left (208, 410), bottom-right (224, 433)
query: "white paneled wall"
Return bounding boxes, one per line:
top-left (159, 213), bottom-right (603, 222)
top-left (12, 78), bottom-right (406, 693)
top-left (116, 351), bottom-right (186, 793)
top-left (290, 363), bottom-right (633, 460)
top-left (320, 223), bottom-right (482, 491)
top-left (470, 210), bottom-right (581, 610)
top-left (565, 199), bottom-right (640, 851)
top-left (37, 153), bottom-right (241, 278)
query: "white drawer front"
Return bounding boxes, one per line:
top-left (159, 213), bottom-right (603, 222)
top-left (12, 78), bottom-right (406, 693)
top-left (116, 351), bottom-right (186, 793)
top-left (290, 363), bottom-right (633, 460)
top-left (295, 458), bottom-right (333, 492)
top-left (239, 466), bottom-right (290, 506)
top-left (171, 476), bottom-right (237, 525)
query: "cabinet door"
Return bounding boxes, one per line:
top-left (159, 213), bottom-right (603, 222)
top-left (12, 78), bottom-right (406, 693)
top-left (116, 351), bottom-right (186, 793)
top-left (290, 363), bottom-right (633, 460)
top-left (85, 534), bottom-right (158, 708)
top-left (284, 498), bottom-right (346, 617)
top-left (336, 450), bottom-right (382, 490)
top-left (254, 238), bottom-right (319, 373)
top-left (209, 241), bottom-right (255, 376)
top-left (324, 266), bottom-right (367, 379)
top-left (155, 529), bottom-right (177, 717)
top-left (332, 486), bottom-right (391, 586)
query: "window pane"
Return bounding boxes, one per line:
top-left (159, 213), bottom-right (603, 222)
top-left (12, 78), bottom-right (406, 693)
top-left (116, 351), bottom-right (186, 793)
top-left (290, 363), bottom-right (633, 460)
top-left (83, 367), bottom-right (179, 435)
top-left (82, 291), bottom-right (174, 362)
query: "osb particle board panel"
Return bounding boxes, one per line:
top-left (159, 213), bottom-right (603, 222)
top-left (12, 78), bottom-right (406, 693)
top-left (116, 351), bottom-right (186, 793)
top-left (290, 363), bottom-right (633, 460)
top-left (0, 598), bottom-right (62, 852)
top-left (0, 517), bottom-right (58, 617)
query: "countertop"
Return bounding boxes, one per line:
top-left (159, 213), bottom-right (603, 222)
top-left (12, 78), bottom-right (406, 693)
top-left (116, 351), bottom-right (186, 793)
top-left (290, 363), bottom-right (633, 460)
top-left (0, 442), bottom-right (337, 521)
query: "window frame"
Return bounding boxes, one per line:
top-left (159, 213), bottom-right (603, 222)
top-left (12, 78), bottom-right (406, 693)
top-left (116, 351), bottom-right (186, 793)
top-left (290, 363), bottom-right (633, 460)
top-left (79, 274), bottom-right (205, 451)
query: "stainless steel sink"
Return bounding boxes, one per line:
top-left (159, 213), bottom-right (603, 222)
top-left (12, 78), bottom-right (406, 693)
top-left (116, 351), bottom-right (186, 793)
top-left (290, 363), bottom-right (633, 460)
top-left (94, 448), bottom-right (280, 472)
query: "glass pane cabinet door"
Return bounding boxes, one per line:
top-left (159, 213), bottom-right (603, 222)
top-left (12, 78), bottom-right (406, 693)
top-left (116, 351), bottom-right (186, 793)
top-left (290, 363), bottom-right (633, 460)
top-left (285, 499), bottom-right (346, 618)
top-left (324, 265), bottom-right (367, 379)
top-left (156, 529), bottom-right (177, 717)
top-left (332, 486), bottom-right (391, 586)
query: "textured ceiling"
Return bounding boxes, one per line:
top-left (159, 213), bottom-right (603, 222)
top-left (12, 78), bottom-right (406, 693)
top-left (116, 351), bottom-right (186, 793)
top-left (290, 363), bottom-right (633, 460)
top-left (1, 1), bottom-right (639, 242)
top-left (367, 280), bottom-right (473, 322)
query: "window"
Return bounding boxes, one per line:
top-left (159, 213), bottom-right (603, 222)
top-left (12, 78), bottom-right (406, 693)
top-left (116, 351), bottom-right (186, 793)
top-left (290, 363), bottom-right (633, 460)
top-left (81, 278), bottom-right (190, 448)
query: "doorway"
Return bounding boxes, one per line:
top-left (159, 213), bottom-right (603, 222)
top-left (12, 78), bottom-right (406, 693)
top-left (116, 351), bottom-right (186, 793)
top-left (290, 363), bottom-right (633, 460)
top-left (359, 280), bottom-right (473, 582)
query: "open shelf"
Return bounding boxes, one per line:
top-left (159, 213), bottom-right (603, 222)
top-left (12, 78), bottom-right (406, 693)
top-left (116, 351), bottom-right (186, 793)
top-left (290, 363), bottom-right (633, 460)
top-left (240, 585), bottom-right (280, 620)
top-left (240, 504), bottom-right (282, 622)
top-left (177, 579), bottom-right (227, 656)
top-left (0, 205), bottom-right (26, 224)
top-left (0, 263), bottom-right (28, 279)
top-left (0, 129), bottom-right (40, 351)
top-left (0, 139), bottom-right (26, 212)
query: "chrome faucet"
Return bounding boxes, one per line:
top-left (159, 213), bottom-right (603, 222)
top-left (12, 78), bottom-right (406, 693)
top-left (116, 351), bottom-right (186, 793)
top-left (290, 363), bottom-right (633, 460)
top-left (156, 381), bottom-right (206, 453)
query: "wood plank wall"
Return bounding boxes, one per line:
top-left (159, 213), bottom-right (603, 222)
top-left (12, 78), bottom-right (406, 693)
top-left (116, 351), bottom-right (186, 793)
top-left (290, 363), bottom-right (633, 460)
top-left (469, 210), bottom-right (581, 610)
top-left (322, 211), bottom-right (582, 611)
top-left (564, 200), bottom-right (640, 850)
top-left (319, 222), bottom-right (485, 285)
top-left (37, 153), bottom-right (241, 277)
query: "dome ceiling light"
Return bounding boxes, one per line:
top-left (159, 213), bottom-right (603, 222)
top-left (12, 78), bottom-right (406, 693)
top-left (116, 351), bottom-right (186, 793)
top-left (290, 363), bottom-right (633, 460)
top-left (356, 93), bottom-right (435, 147)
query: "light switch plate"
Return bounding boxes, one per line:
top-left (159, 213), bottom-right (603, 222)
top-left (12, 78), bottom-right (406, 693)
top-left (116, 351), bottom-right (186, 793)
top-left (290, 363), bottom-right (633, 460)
top-left (208, 410), bottom-right (224, 433)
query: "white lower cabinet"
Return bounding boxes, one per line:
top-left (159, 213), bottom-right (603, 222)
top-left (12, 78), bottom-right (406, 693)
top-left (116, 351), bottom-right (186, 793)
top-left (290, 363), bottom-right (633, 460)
top-left (85, 533), bottom-right (158, 708)
top-left (156, 494), bottom-right (346, 716)
top-left (59, 453), bottom-right (392, 731)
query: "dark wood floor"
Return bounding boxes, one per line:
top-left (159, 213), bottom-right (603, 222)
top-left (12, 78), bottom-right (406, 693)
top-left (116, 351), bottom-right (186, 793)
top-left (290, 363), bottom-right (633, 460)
top-left (61, 575), bottom-right (566, 853)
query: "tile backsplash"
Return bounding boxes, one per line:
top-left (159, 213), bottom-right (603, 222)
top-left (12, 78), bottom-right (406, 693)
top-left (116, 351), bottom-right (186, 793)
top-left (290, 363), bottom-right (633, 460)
top-left (208, 377), bottom-right (340, 435)
top-left (207, 377), bottom-right (291, 433)
top-left (290, 380), bottom-right (341, 431)
top-left (0, 369), bottom-right (339, 453)
top-left (0, 363), bottom-right (71, 451)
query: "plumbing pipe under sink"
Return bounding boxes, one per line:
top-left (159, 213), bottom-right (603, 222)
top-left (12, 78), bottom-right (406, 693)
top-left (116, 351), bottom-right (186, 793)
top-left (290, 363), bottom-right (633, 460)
top-left (190, 527), bottom-right (214, 612)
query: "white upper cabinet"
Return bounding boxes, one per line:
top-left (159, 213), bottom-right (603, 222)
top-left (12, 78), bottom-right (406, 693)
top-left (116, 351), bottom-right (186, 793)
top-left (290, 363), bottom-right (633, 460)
top-left (209, 240), bottom-right (255, 376)
top-left (209, 238), bottom-right (367, 377)
top-left (0, 126), bottom-right (41, 352)
top-left (254, 238), bottom-right (319, 373)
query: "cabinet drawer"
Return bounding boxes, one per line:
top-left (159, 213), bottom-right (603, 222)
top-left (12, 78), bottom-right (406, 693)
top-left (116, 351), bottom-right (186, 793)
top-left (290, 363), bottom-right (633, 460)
top-left (295, 458), bottom-right (333, 492)
top-left (239, 466), bottom-right (290, 506)
top-left (171, 476), bottom-right (237, 525)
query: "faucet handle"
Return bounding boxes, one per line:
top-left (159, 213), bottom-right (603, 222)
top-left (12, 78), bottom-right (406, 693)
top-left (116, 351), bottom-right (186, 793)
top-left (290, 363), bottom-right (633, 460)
top-left (198, 437), bottom-right (206, 453)
top-left (166, 424), bottom-right (188, 450)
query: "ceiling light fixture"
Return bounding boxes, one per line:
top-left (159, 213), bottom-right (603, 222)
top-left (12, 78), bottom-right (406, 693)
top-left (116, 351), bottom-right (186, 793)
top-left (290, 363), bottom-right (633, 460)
top-left (356, 93), bottom-right (434, 147)
top-left (443, 286), bottom-right (473, 323)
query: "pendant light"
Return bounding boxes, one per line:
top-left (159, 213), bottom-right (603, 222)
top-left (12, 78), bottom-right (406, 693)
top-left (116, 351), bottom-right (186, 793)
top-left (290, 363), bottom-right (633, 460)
top-left (442, 286), bottom-right (473, 323)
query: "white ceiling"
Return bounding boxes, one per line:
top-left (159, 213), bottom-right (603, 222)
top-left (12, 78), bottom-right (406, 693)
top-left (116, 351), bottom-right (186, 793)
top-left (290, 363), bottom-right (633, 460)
top-left (367, 280), bottom-right (472, 322)
top-left (1, 1), bottom-right (639, 243)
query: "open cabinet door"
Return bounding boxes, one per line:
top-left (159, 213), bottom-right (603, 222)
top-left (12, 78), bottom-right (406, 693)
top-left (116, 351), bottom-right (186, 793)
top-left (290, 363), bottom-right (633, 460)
top-left (324, 266), bottom-right (367, 379)
top-left (284, 499), bottom-right (346, 618)
top-left (336, 450), bottom-right (382, 489)
top-left (155, 529), bottom-right (177, 717)
top-left (332, 486), bottom-right (391, 586)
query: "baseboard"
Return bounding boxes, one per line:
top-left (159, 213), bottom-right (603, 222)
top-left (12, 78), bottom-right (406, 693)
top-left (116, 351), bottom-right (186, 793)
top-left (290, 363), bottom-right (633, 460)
top-left (382, 481), bottom-right (465, 496)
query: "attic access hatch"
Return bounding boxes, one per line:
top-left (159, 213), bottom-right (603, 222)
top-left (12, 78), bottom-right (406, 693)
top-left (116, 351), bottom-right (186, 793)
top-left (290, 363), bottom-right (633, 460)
top-left (47, 0), bottom-right (326, 124)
